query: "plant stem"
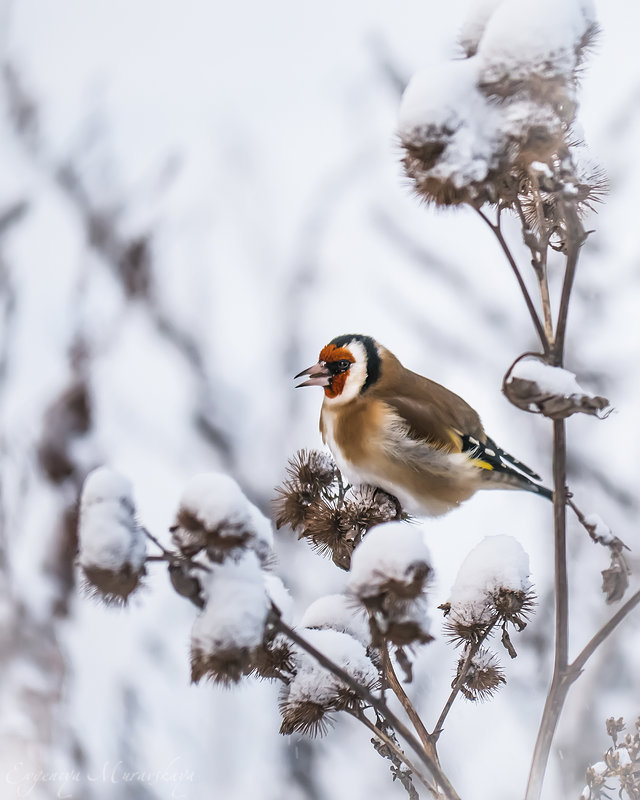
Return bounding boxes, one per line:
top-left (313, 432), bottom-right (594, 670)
top-left (524, 193), bottom-right (587, 800)
top-left (273, 616), bottom-right (461, 800)
top-left (514, 196), bottom-right (554, 346)
top-left (477, 208), bottom-right (549, 354)
top-left (553, 201), bottom-right (585, 365)
top-left (381, 640), bottom-right (435, 756)
top-left (524, 418), bottom-right (570, 800)
top-left (571, 589), bottom-right (640, 674)
top-left (352, 709), bottom-right (438, 798)
top-left (552, 421), bottom-right (569, 673)
top-left (431, 622), bottom-right (494, 742)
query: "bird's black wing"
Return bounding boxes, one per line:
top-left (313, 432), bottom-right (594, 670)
top-left (461, 433), bottom-right (542, 481)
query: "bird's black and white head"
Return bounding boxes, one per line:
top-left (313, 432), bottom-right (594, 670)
top-left (295, 334), bottom-right (381, 404)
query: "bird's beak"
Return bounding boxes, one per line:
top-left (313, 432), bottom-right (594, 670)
top-left (294, 362), bottom-right (331, 388)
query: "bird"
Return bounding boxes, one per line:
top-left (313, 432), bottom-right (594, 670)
top-left (295, 334), bottom-right (552, 517)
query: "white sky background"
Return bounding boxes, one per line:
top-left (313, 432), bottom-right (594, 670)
top-left (1, 1), bottom-right (640, 799)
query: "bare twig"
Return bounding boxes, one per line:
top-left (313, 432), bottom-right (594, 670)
top-left (431, 645), bottom-right (476, 743)
top-left (513, 196), bottom-right (554, 345)
top-left (476, 208), bottom-right (550, 354)
top-left (380, 640), bottom-right (435, 756)
top-left (571, 589), bottom-right (640, 675)
top-left (524, 419), bottom-right (570, 800)
top-left (552, 200), bottom-right (586, 366)
top-left (352, 708), bottom-right (438, 798)
top-left (431, 621), bottom-right (493, 742)
top-left (272, 616), bottom-right (461, 800)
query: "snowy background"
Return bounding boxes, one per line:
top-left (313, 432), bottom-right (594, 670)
top-left (0, 0), bottom-right (639, 798)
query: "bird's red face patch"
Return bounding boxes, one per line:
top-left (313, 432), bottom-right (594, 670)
top-left (318, 344), bottom-right (355, 364)
top-left (318, 344), bottom-right (355, 398)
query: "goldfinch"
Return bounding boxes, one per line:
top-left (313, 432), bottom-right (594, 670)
top-left (295, 334), bottom-right (552, 517)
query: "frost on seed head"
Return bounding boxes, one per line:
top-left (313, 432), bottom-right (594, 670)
top-left (171, 473), bottom-right (273, 564)
top-left (476, 0), bottom-right (598, 102)
top-left (347, 522), bottom-right (433, 648)
top-left (443, 535), bottom-right (535, 651)
top-left (279, 628), bottom-right (378, 737)
top-left (399, 0), bottom-right (601, 209)
top-left (77, 466), bottom-right (147, 603)
top-left (348, 522), bottom-right (432, 601)
top-left (190, 552), bottom-right (271, 685)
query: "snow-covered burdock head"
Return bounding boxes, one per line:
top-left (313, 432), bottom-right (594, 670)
top-left (442, 535), bottom-right (536, 652)
top-left (278, 628), bottom-right (378, 738)
top-left (77, 466), bottom-right (147, 604)
top-left (399, 0), bottom-right (600, 208)
top-left (190, 551), bottom-right (272, 685)
top-left (347, 521), bottom-right (434, 650)
top-left (171, 472), bottom-right (273, 564)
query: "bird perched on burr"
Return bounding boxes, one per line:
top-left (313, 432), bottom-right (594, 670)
top-left (295, 334), bottom-right (552, 517)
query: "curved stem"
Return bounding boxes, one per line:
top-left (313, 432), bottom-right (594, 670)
top-left (553, 202), bottom-right (585, 365)
top-left (381, 640), bottom-right (434, 755)
top-left (352, 709), bottom-right (438, 798)
top-left (431, 622), bottom-right (493, 741)
top-left (571, 589), bottom-right (640, 674)
top-left (432, 646), bottom-right (475, 742)
top-left (514, 196), bottom-right (554, 346)
top-left (273, 616), bottom-right (461, 800)
top-left (476, 208), bottom-right (549, 354)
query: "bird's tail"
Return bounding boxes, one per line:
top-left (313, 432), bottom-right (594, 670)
top-left (463, 434), bottom-right (553, 501)
top-left (477, 468), bottom-right (553, 500)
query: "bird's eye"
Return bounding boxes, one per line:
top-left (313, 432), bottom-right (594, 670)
top-left (326, 359), bottom-right (351, 376)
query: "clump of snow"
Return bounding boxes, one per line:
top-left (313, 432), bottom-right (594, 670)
top-left (78, 466), bottom-right (146, 573)
top-left (264, 573), bottom-right (293, 624)
top-left (508, 359), bottom-right (592, 398)
top-left (399, 57), bottom-right (565, 204)
top-left (287, 628), bottom-right (377, 709)
top-left (458, 0), bottom-right (505, 56)
top-left (347, 521), bottom-right (432, 600)
top-left (301, 594), bottom-right (371, 648)
top-left (174, 472), bottom-right (273, 558)
top-left (449, 535), bottom-right (531, 626)
top-left (477, 0), bottom-right (596, 86)
top-left (191, 552), bottom-right (269, 655)
top-left (399, 59), bottom-right (501, 190)
top-left (583, 513), bottom-right (614, 544)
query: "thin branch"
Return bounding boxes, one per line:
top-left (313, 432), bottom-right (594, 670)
top-left (571, 589), bottom-right (640, 675)
top-left (432, 645), bottom-right (475, 742)
top-left (272, 616), bottom-right (461, 800)
top-left (523, 671), bottom-right (572, 800)
top-left (352, 708), bottom-right (438, 798)
top-left (431, 620), bottom-right (496, 742)
top-left (552, 200), bottom-right (585, 365)
top-left (552, 421), bottom-right (569, 673)
top-left (513, 196), bottom-right (554, 346)
top-left (142, 526), bottom-right (171, 555)
top-left (381, 640), bottom-right (434, 755)
top-left (524, 192), bottom-right (583, 800)
top-left (476, 208), bottom-right (550, 354)
top-left (524, 404), bottom-right (571, 800)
